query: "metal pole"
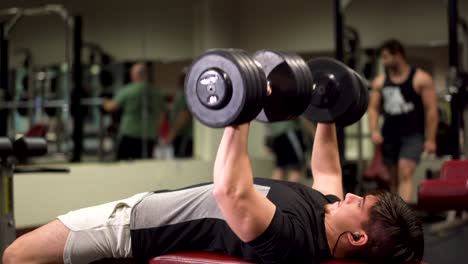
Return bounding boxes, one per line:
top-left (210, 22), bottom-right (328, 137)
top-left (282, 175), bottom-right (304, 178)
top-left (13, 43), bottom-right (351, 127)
top-left (334, 0), bottom-right (346, 163)
top-left (0, 24), bottom-right (9, 137)
top-left (449, 0), bottom-right (459, 68)
top-left (448, 0), bottom-right (461, 159)
top-left (459, 17), bottom-right (468, 72)
top-left (335, 0), bottom-right (345, 62)
top-left (71, 15), bottom-right (83, 162)
top-left (61, 15), bottom-right (72, 157)
top-left (464, 104), bottom-right (468, 158)
top-left (142, 81), bottom-right (149, 159)
top-left (0, 140), bottom-right (16, 264)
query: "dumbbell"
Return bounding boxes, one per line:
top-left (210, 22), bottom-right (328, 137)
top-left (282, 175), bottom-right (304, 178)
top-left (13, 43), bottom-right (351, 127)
top-left (253, 50), bottom-right (312, 122)
top-left (303, 57), bottom-right (369, 127)
top-left (184, 49), bottom-right (368, 128)
top-left (185, 49), bottom-right (267, 128)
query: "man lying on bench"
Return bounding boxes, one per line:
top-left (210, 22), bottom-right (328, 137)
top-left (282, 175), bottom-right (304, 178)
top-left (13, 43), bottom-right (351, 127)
top-left (2, 123), bottom-right (424, 264)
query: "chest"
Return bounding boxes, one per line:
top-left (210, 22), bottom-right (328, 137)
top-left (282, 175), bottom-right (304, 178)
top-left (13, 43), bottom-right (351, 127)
top-left (385, 71), bottom-right (421, 95)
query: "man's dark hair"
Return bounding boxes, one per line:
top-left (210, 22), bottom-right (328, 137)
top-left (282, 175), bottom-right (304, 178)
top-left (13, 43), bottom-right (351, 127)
top-left (353, 191), bottom-right (424, 264)
top-left (378, 39), bottom-right (407, 59)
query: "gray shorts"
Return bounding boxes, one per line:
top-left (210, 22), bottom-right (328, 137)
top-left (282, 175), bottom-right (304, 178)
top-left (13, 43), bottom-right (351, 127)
top-left (57, 192), bottom-right (149, 264)
top-left (382, 134), bottom-right (424, 166)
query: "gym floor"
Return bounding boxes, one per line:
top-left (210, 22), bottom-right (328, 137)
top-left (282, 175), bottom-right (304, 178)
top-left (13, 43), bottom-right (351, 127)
top-left (423, 221), bottom-right (468, 263)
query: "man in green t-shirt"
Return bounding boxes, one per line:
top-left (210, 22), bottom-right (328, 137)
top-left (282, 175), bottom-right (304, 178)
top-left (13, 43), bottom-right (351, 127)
top-left (165, 70), bottom-right (193, 158)
top-left (103, 63), bottom-right (165, 160)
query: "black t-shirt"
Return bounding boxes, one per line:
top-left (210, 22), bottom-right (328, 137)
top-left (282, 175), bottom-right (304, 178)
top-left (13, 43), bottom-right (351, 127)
top-left (130, 178), bottom-right (339, 264)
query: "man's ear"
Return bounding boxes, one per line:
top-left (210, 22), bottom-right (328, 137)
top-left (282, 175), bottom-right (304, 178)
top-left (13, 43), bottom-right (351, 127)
top-left (348, 232), bottom-right (368, 247)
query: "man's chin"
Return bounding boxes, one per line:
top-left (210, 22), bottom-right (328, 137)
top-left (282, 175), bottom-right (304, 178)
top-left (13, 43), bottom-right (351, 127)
top-left (324, 202), bottom-right (340, 214)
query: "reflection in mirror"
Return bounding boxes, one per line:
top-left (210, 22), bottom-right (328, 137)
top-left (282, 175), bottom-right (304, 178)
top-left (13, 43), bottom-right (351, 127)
top-left (0, 1), bottom-right (197, 164)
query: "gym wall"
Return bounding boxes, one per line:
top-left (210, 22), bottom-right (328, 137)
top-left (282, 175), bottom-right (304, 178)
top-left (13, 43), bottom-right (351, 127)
top-left (236, 0), bottom-right (466, 89)
top-left (3, 0), bottom-right (467, 63)
top-left (2, 0), bottom-right (194, 66)
top-left (3, 0), bottom-right (463, 91)
top-left (236, 0), bottom-right (468, 52)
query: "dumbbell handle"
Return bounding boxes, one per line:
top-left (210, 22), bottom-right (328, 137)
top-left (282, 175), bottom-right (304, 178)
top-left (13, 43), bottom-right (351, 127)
top-left (80, 97), bottom-right (104, 106)
top-left (266, 81), bottom-right (273, 96)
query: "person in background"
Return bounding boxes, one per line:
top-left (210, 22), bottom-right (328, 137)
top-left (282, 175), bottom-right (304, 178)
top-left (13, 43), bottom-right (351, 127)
top-left (165, 69), bottom-right (193, 158)
top-left (267, 118), bottom-right (315, 182)
top-left (368, 39), bottom-right (438, 202)
top-left (103, 63), bottom-right (165, 160)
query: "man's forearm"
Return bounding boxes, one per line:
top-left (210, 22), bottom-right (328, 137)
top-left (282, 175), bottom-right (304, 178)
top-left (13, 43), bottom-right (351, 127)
top-left (103, 99), bottom-right (119, 112)
top-left (213, 124), bottom-right (253, 196)
top-left (311, 123), bottom-right (341, 177)
top-left (368, 108), bottom-right (379, 133)
top-left (425, 108), bottom-right (438, 142)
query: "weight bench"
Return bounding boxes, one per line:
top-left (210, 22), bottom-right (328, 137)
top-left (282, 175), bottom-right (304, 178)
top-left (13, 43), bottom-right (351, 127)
top-left (149, 165), bottom-right (450, 264)
top-left (149, 252), bottom-right (361, 264)
top-left (0, 137), bottom-right (49, 258)
top-left (418, 160), bottom-right (468, 233)
top-left (149, 252), bottom-right (426, 264)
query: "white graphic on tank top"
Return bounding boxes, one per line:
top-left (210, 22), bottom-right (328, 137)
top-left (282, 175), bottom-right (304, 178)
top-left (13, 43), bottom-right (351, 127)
top-left (382, 86), bottom-right (414, 115)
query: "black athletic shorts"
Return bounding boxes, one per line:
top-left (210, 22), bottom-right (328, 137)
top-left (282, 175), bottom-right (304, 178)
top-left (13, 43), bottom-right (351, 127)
top-left (382, 134), bottom-right (424, 166)
top-left (271, 129), bottom-right (306, 169)
top-left (116, 136), bottom-right (155, 160)
top-left (173, 135), bottom-right (193, 158)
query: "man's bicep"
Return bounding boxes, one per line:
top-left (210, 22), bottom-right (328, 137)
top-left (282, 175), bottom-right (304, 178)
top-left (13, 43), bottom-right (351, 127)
top-left (369, 75), bottom-right (384, 108)
top-left (217, 189), bottom-right (276, 243)
top-left (418, 75), bottom-right (437, 108)
top-left (369, 85), bottom-right (383, 111)
top-left (312, 174), bottom-right (344, 200)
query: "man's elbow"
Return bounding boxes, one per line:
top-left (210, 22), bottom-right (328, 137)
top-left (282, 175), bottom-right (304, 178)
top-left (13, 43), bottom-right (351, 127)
top-left (213, 186), bottom-right (243, 201)
top-left (213, 184), bottom-right (252, 206)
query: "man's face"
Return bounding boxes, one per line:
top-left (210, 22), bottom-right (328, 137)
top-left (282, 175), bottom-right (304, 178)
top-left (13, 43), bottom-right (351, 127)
top-left (380, 49), bottom-right (399, 72)
top-left (327, 193), bottom-right (378, 232)
top-left (130, 64), bottom-right (146, 82)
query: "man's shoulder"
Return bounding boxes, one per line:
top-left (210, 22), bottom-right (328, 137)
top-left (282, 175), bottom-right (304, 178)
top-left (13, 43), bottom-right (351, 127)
top-left (371, 74), bottom-right (386, 90)
top-left (412, 68), bottom-right (434, 91)
top-left (413, 68), bottom-right (433, 82)
top-left (117, 83), bottom-right (138, 95)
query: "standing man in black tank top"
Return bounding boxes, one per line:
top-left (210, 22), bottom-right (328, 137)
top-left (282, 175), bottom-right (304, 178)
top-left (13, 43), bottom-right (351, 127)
top-left (368, 39), bottom-right (439, 203)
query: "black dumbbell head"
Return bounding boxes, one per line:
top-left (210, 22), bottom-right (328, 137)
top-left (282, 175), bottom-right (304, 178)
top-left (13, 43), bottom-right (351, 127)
top-left (303, 57), bottom-right (361, 125)
top-left (334, 71), bottom-right (369, 127)
top-left (185, 49), bottom-right (266, 128)
top-left (228, 50), bottom-right (266, 125)
top-left (13, 137), bottom-right (48, 158)
top-left (254, 50), bottom-right (312, 122)
top-left (0, 138), bottom-right (13, 158)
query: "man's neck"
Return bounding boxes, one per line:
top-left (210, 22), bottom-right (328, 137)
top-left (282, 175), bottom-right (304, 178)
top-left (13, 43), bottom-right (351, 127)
top-left (324, 211), bottom-right (346, 259)
top-left (389, 62), bottom-right (411, 78)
